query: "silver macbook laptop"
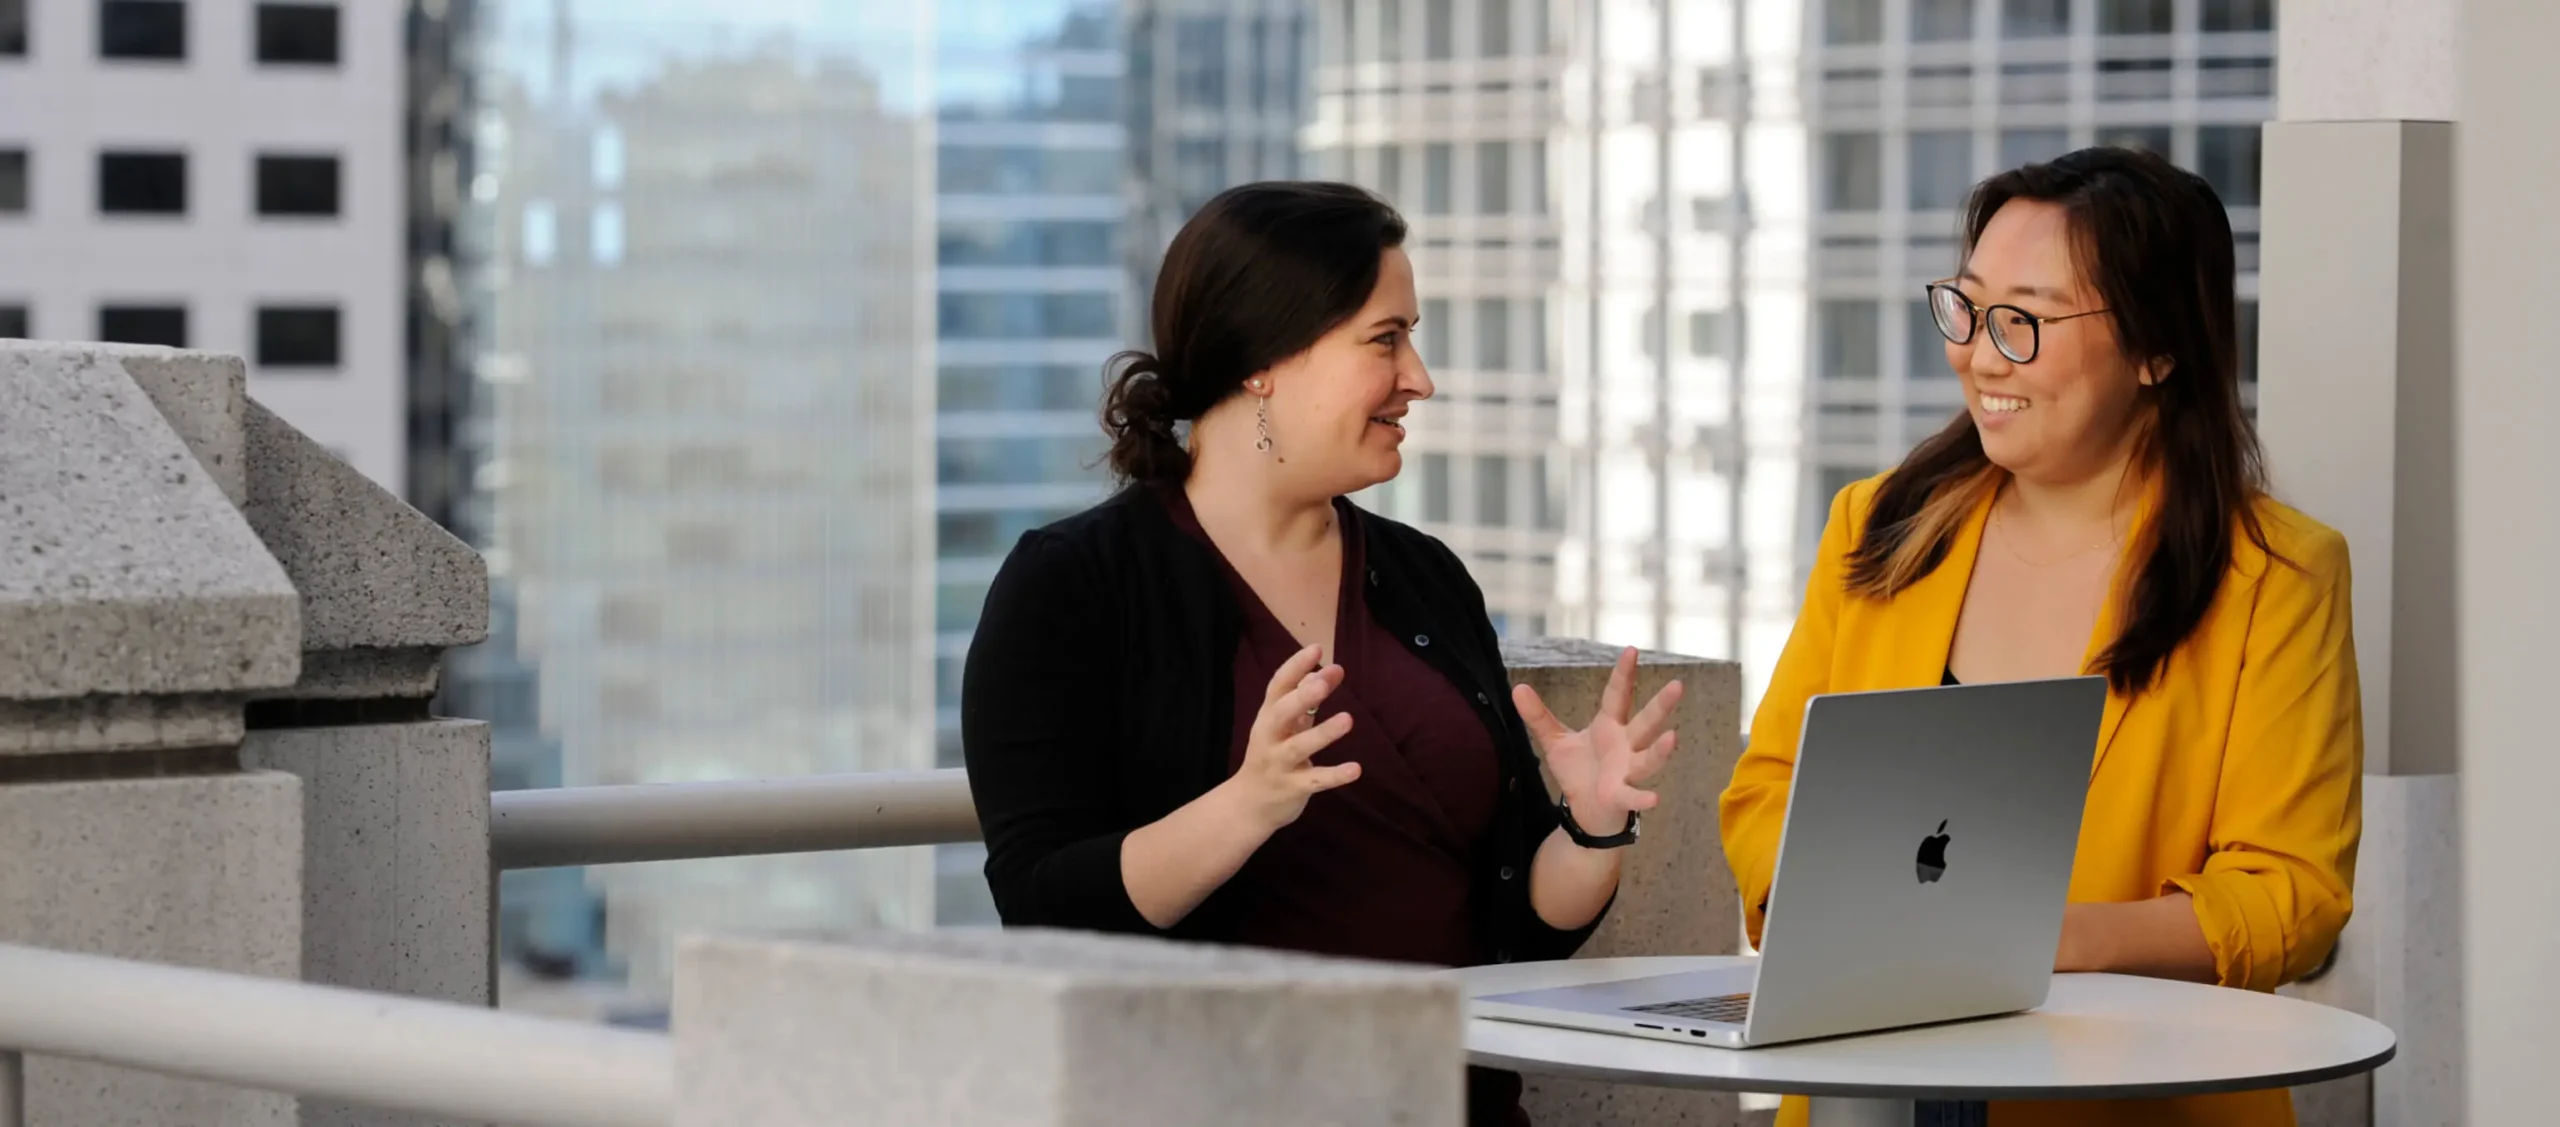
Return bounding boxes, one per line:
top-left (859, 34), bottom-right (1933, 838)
top-left (1476, 675), bottom-right (2104, 1049)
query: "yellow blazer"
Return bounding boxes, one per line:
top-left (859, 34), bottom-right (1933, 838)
top-left (1722, 475), bottom-right (2363, 1127)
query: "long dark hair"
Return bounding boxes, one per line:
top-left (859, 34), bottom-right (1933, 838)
top-left (1100, 181), bottom-right (1408, 483)
top-left (1845, 145), bottom-right (2273, 695)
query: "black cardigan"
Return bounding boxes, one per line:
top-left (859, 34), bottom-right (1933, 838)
top-left (960, 485), bottom-right (1603, 966)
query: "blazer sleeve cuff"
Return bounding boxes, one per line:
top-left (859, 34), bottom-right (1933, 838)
top-left (2164, 870), bottom-right (2293, 993)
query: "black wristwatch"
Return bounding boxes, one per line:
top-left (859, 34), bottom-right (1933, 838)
top-left (1557, 797), bottom-right (1640, 849)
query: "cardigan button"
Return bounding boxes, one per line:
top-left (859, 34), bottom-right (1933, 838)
top-left (1367, 569), bottom-right (1379, 585)
top-left (1507, 776), bottom-right (1519, 794)
top-left (1499, 866), bottom-right (1516, 881)
top-left (1496, 950), bottom-right (1514, 963)
top-left (1414, 634), bottom-right (1431, 647)
top-left (1475, 691), bottom-right (1489, 705)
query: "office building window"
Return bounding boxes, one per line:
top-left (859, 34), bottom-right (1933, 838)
top-left (1, 0), bottom-right (25, 56)
top-left (1423, 142), bottom-right (1453, 214)
top-left (1825, 0), bottom-right (1882, 44)
top-left (1532, 453), bottom-right (1563, 530)
top-left (935, 293), bottom-right (1118, 340)
top-left (2237, 300), bottom-right (2259, 383)
top-left (1475, 455), bottom-right (1509, 525)
top-left (1821, 132), bottom-right (1882, 212)
top-left (1526, 140), bottom-right (1548, 215)
top-left (256, 305), bottom-right (340, 369)
top-left (2003, 0), bottom-right (2071, 37)
top-left (2197, 125), bottom-right (2262, 207)
top-left (937, 146), bottom-right (1119, 195)
top-left (1914, 0), bottom-right (1974, 41)
top-left (1419, 452), bottom-right (1451, 522)
top-left (1999, 128), bottom-right (2070, 170)
top-left (98, 304), bottom-right (186, 347)
top-left (1369, 144), bottom-right (1404, 204)
top-left (255, 153), bottom-right (338, 216)
top-left (1419, 298), bottom-right (1451, 367)
top-left (98, 151), bottom-right (186, 214)
top-left (1909, 300), bottom-right (1954, 378)
top-left (1527, 296), bottom-right (1550, 372)
top-left (1690, 309), bottom-right (1729, 358)
top-left (1481, 0), bottom-right (1511, 56)
top-left (1476, 140), bottom-right (1510, 214)
top-left (1424, 0), bottom-right (1452, 58)
top-left (0, 148), bottom-right (24, 212)
top-left (255, 3), bottom-right (336, 64)
top-left (1818, 300), bottom-right (1881, 377)
top-left (2202, 0), bottom-right (2273, 32)
top-left (1475, 298), bottom-right (1510, 370)
top-left (1378, 0), bottom-right (1403, 61)
top-left (937, 220), bottom-right (1115, 267)
top-left (1173, 17), bottom-right (1226, 109)
top-left (938, 365), bottom-right (1089, 413)
top-left (1909, 131), bottom-right (1975, 210)
top-left (2099, 0), bottom-right (2175, 34)
top-left (2098, 124), bottom-right (2174, 158)
top-left (2100, 57), bottom-right (2174, 101)
top-left (98, 0), bottom-right (184, 59)
top-left (0, 304), bottom-right (26, 337)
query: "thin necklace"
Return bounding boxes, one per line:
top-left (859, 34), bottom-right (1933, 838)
top-left (1991, 505), bottom-right (2121, 568)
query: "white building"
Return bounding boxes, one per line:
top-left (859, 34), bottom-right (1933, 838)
top-left (0, 0), bottom-right (408, 490)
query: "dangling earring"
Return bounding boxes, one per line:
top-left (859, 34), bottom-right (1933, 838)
top-left (1254, 394), bottom-right (1274, 454)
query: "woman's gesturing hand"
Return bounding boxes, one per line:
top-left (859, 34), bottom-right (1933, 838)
top-left (1224, 643), bottom-right (1362, 832)
top-left (1515, 646), bottom-right (1681, 838)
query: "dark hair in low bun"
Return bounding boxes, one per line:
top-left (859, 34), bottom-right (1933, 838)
top-left (1099, 181), bottom-right (1409, 483)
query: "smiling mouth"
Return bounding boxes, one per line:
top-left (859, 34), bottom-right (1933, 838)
top-left (1980, 394), bottom-right (2030, 415)
top-left (1369, 415), bottom-right (1405, 433)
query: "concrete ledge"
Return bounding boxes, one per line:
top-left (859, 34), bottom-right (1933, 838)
top-left (0, 343), bottom-right (300, 703)
top-left (241, 400), bottom-right (487, 700)
top-left (0, 693), bottom-right (243, 756)
top-left (0, 770), bottom-right (303, 1126)
top-left (674, 928), bottom-right (1464, 1127)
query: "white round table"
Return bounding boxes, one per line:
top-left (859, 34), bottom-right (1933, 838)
top-left (1451, 956), bottom-right (2395, 1127)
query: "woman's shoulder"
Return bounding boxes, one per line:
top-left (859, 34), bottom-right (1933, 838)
top-left (2239, 494), bottom-right (2352, 586)
top-left (1345, 499), bottom-right (1470, 581)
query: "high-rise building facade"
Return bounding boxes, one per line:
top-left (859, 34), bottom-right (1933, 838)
top-left (927, 0), bottom-right (1130, 926)
top-left (0, 0), bottom-right (408, 489)
top-left (462, 2), bottom-right (936, 999)
top-left (1309, 0), bottom-right (2272, 711)
top-left (1304, 0), bottom-right (1816, 706)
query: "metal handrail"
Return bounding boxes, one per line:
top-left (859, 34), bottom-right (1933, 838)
top-left (490, 768), bottom-right (981, 870)
top-left (0, 941), bottom-right (670, 1127)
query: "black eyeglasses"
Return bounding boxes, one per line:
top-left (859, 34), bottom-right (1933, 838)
top-left (1923, 281), bottom-right (2110, 365)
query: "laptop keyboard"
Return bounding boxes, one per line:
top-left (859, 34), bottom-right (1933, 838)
top-left (1627, 992), bottom-right (1752, 1025)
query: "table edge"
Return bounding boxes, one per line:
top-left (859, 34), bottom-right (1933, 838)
top-left (1465, 1039), bottom-right (2397, 1102)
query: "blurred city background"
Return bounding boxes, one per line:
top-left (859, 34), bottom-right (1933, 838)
top-left (0, 0), bottom-right (2271, 1019)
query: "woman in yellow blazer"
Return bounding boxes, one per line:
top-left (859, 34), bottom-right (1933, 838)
top-left (1722, 147), bottom-right (2361, 1127)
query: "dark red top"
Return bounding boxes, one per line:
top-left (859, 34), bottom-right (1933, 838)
top-left (1163, 489), bottom-right (1502, 969)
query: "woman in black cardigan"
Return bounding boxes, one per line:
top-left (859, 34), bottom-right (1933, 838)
top-left (960, 182), bottom-right (1683, 1125)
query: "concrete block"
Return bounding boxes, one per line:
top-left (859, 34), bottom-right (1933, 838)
top-left (73, 342), bottom-right (255, 505)
top-left (241, 399), bottom-right (487, 699)
top-left (242, 720), bottom-right (493, 1127)
top-left (673, 928), bottom-right (1464, 1127)
top-left (1502, 639), bottom-right (1749, 1127)
top-left (0, 342), bottom-right (300, 704)
top-left (0, 771), bottom-right (303, 1126)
